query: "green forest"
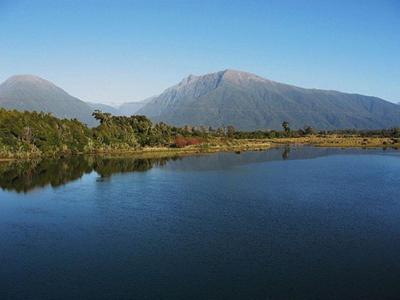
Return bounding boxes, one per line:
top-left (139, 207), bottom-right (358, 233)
top-left (0, 109), bottom-right (198, 158)
top-left (1, 108), bottom-right (399, 158)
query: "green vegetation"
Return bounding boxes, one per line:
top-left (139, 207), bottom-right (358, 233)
top-left (232, 121), bottom-right (400, 140)
top-left (0, 109), bottom-right (189, 158)
top-left (0, 108), bottom-right (398, 159)
top-left (0, 108), bottom-right (91, 158)
top-left (282, 121), bottom-right (290, 136)
top-left (0, 109), bottom-right (254, 158)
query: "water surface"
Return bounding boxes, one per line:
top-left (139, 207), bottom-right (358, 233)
top-left (1, 147), bottom-right (400, 299)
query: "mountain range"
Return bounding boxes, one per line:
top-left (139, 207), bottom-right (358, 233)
top-left (137, 69), bottom-right (400, 130)
top-left (0, 70), bottom-right (399, 130)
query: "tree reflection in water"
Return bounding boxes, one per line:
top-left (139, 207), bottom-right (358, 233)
top-left (1, 146), bottom-right (393, 193)
top-left (0, 155), bottom-right (177, 193)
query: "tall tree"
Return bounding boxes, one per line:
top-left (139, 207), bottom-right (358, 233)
top-left (282, 121), bottom-right (290, 136)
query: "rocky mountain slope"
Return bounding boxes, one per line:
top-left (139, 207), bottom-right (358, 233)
top-left (137, 69), bottom-right (400, 130)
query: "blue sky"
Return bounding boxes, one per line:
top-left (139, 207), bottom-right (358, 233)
top-left (0, 0), bottom-right (399, 104)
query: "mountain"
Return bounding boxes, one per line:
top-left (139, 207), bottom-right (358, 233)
top-left (119, 97), bottom-right (155, 116)
top-left (137, 69), bottom-right (400, 130)
top-left (2, 72), bottom-right (399, 130)
top-left (0, 75), bottom-right (97, 126)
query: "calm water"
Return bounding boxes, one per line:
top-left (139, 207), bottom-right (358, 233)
top-left (1, 147), bottom-right (400, 299)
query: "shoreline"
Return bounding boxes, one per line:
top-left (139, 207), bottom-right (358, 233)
top-left (0, 139), bottom-right (272, 162)
top-left (270, 136), bottom-right (399, 149)
top-left (1, 136), bottom-right (398, 162)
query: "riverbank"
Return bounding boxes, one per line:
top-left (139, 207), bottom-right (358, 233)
top-left (2, 109), bottom-right (398, 161)
top-left (270, 135), bottom-right (400, 149)
top-left (0, 138), bottom-right (272, 161)
top-left (2, 135), bottom-right (399, 161)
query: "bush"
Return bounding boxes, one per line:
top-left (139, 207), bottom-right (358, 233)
top-left (174, 136), bottom-right (202, 148)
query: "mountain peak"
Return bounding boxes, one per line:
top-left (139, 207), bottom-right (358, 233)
top-left (221, 69), bottom-right (269, 84)
top-left (177, 69), bottom-right (270, 89)
top-left (0, 74), bottom-right (98, 126)
top-left (222, 68), bottom-right (251, 75)
top-left (3, 74), bottom-right (53, 85)
top-left (0, 75), bottom-right (61, 94)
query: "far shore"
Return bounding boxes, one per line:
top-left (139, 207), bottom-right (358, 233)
top-left (271, 135), bottom-right (400, 149)
top-left (1, 135), bottom-right (398, 162)
top-left (0, 139), bottom-right (271, 162)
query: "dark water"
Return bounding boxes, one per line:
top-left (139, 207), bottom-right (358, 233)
top-left (1, 147), bottom-right (400, 300)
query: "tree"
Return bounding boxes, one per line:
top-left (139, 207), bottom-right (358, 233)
top-left (391, 127), bottom-right (400, 137)
top-left (282, 146), bottom-right (290, 160)
top-left (216, 127), bottom-right (225, 136)
top-left (282, 121), bottom-right (290, 136)
top-left (92, 110), bottom-right (111, 125)
top-left (22, 126), bottom-right (33, 143)
top-left (227, 125), bottom-right (236, 138)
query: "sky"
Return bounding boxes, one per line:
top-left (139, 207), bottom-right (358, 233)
top-left (0, 0), bottom-right (399, 105)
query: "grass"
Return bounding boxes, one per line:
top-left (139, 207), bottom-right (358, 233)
top-left (2, 135), bottom-right (399, 161)
top-left (90, 138), bottom-right (272, 156)
top-left (270, 135), bottom-right (400, 148)
top-left (0, 138), bottom-right (272, 160)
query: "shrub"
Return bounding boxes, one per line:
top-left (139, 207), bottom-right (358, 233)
top-left (186, 137), bottom-right (202, 145)
top-left (174, 136), bottom-right (202, 148)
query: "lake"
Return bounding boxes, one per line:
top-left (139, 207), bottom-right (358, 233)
top-left (1, 147), bottom-right (400, 299)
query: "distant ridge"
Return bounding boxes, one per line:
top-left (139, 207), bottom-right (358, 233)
top-left (1, 72), bottom-right (399, 130)
top-left (137, 69), bottom-right (400, 130)
top-left (118, 96), bottom-right (155, 116)
top-left (87, 102), bottom-right (120, 115)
